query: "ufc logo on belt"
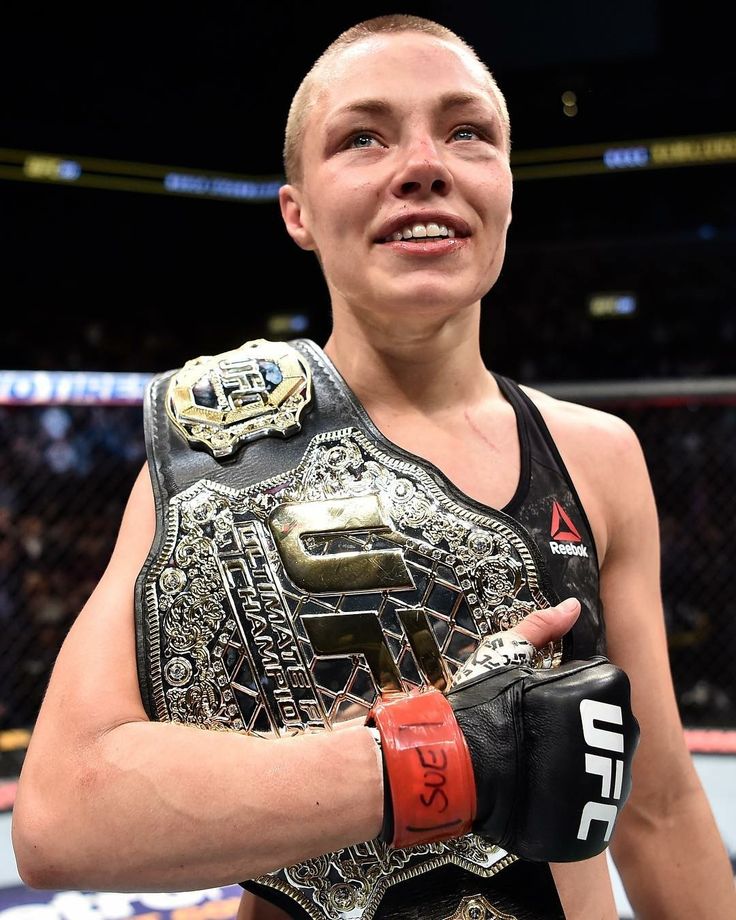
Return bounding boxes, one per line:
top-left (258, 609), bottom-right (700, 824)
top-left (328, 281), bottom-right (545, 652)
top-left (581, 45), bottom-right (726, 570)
top-left (577, 699), bottom-right (625, 842)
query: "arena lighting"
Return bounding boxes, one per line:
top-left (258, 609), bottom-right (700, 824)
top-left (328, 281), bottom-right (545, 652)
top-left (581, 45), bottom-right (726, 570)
top-left (0, 370), bottom-right (152, 404)
top-left (603, 146), bottom-right (649, 169)
top-left (561, 90), bottom-right (578, 118)
top-left (266, 313), bottom-right (310, 335)
top-left (510, 131), bottom-right (736, 181)
top-left (23, 155), bottom-right (82, 181)
top-left (588, 293), bottom-right (638, 319)
top-left (0, 146), bottom-right (282, 202)
top-left (163, 172), bottom-right (282, 200)
top-left (1, 130), bottom-right (735, 197)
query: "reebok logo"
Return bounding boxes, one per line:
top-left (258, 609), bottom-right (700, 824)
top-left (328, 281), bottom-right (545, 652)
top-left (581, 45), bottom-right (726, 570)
top-left (549, 501), bottom-right (589, 557)
top-left (549, 541), bottom-right (589, 557)
top-left (551, 501), bottom-right (581, 542)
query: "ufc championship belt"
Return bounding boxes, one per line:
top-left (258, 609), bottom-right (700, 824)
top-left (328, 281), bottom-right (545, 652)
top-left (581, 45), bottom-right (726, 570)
top-left (135, 338), bottom-right (568, 920)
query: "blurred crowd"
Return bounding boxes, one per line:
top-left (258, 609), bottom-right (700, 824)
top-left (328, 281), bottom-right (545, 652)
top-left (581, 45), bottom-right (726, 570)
top-left (645, 404), bottom-right (736, 724)
top-left (486, 236), bottom-right (734, 383)
top-left (0, 405), bottom-right (144, 730)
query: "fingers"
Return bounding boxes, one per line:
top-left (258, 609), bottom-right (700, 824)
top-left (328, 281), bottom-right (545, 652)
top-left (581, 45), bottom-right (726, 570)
top-left (511, 597), bottom-right (581, 650)
top-left (451, 631), bottom-right (536, 688)
top-left (449, 598), bottom-right (581, 690)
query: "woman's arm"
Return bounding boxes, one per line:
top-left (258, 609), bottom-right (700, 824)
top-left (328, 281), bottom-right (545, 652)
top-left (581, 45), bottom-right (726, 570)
top-left (598, 421), bottom-right (735, 918)
top-left (11, 467), bottom-right (384, 891)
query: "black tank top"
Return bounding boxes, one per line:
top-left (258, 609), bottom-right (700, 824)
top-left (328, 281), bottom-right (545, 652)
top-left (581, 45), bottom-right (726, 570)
top-left (494, 373), bottom-right (605, 661)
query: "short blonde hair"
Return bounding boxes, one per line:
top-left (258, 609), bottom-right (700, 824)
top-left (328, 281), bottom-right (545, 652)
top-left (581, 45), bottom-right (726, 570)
top-left (283, 14), bottom-right (511, 184)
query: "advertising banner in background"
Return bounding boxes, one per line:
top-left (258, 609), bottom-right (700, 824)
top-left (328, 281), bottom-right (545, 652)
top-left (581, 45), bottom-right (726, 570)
top-left (0, 885), bottom-right (243, 920)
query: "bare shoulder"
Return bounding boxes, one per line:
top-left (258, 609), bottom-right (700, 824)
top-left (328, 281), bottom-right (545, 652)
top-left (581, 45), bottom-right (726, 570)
top-left (519, 383), bottom-right (646, 477)
top-left (104, 462), bottom-right (157, 577)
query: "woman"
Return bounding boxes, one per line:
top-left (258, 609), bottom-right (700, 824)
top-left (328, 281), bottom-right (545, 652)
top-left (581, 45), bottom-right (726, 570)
top-left (13, 14), bottom-right (735, 920)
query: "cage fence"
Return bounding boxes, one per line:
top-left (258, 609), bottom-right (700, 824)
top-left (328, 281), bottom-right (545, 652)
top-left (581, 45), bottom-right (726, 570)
top-left (545, 378), bottom-right (736, 730)
top-left (0, 400), bottom-right (145, 739)
top-left (1, 378), bottom-right (735, 762)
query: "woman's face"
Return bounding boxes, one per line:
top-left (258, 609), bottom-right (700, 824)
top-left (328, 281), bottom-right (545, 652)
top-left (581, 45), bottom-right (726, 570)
top-left (280, 32), bottom-right (513, 323)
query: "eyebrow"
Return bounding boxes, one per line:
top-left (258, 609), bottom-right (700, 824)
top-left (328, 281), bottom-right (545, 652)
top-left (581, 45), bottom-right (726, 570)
top-left (330, 91), bottom-right (498, 121)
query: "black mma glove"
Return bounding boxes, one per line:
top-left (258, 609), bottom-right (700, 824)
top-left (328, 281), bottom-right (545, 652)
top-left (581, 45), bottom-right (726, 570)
top-left (449, 656), bottom-right (639, 860)
top-left (367, 655), bottom-right (639, 861)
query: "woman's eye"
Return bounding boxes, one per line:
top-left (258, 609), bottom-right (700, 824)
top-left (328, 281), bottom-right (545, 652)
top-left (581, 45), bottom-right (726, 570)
top-left (452, 126), bottom-right (481, 141)
top-left (348, 133), bottom-right (379, 149)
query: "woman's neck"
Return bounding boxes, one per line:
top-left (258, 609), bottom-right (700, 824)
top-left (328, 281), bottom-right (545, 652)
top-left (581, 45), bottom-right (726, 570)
top-left (323, 303), bottom-right (499, 416)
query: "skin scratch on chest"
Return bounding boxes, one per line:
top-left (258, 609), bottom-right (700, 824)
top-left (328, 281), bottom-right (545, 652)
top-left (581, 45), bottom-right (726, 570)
top-left (463, 409), bottom-right (501, 453)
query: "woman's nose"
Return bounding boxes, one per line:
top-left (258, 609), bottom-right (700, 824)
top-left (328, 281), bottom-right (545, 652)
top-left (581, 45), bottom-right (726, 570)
top-left (391, 136), bottom-right (453, 198)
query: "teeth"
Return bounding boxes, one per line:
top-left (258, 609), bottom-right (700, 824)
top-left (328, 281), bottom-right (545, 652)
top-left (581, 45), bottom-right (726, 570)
top-left (388, 222), bottom-right (454, 241)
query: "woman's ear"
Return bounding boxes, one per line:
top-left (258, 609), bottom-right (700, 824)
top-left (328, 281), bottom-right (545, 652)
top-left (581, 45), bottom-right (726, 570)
top-left (279, 184), bottom-right (316, 251)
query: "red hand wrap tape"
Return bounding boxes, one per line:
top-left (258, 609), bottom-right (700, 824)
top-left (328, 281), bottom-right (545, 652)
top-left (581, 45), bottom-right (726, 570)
top-left (368, 688), bottom-right (477, 849)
